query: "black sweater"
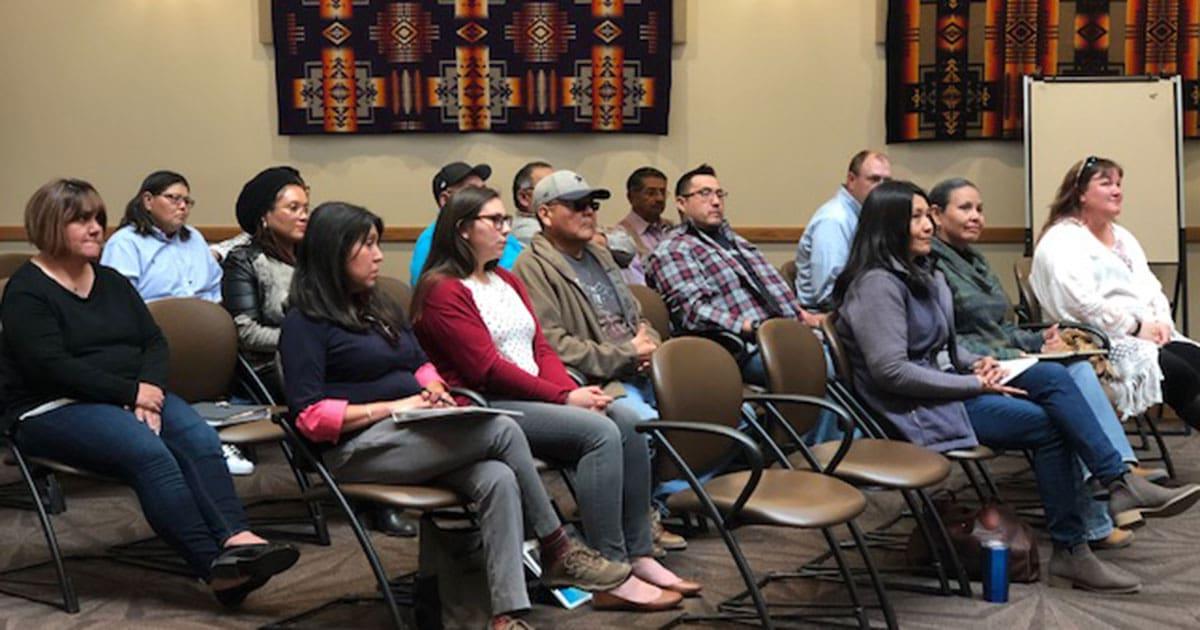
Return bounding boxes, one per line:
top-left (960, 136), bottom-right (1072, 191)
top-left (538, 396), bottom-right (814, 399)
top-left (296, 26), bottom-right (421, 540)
top-left (1, 262), bottom-right (168, 419)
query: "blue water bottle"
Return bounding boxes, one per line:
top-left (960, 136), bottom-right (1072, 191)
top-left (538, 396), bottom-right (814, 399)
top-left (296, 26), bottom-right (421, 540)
top-left (981, 539), bottom-right (1010, 603)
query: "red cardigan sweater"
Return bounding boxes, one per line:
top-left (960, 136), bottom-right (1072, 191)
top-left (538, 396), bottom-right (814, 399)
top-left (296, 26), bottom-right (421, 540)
top-left (414, 269), bottom-right (575, 404)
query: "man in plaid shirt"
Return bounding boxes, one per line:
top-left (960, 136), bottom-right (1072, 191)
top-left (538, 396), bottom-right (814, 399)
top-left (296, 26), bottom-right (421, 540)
top-left (645, 164), bottom-right (817, 384)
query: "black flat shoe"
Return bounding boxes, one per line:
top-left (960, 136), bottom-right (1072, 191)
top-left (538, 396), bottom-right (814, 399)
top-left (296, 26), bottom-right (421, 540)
top-left (213, 574), bottom-right (270, 609)
top-left (372, 507), bottom-right (418, 538)
top-left (210, 542), bottom-right (300, 582)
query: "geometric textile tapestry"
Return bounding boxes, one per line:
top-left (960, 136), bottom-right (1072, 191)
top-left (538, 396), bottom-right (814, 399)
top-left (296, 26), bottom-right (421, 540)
top-left (887, 0), bottom-right (1200, 142)
top-left (272, 0), bottom-right (672, 134)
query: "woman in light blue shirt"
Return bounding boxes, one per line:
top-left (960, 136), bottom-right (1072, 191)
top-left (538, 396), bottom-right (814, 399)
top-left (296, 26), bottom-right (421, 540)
top-left (102, 170), bottom-right (222, 303)
top-left (102, 171), bottom-right (252, 475)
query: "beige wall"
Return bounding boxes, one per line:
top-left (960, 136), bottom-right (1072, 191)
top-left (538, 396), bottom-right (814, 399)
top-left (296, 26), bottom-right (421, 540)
top-left (1, 0), bottom-right (1197, 325)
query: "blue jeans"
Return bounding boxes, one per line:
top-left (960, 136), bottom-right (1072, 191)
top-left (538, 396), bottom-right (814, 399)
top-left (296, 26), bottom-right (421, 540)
top-left (15, 394), bottom-right (249, 579)
top-left (613, 377), bottom-right (658, 422)
top-left (966, 362), bottom-right (1126, 546)
top-left (1065, 360), bottom-right (1138, 540)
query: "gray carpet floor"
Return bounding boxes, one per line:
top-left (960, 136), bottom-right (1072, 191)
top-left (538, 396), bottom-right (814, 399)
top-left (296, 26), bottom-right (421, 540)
top-left (2, 422), bottom-right (1199, 629)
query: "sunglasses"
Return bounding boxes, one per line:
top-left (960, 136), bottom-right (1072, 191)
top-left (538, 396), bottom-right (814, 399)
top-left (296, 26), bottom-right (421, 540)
top-left (554, 198), bottom-right (601, 212)
top-left (1075, 155), bottom-right (1098, 189)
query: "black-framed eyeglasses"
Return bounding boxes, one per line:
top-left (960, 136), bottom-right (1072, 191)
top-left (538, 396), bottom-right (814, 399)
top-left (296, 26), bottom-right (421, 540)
top-left (159, 192), bottom-right (196, 209)
top-left (473, 213), bottom-right (513, 230)
top-left (679, 187), bottom-right (729, 201)
top-left (1075, 155), bottom-right (1098, 189)
top-left (552, 198), bottom-right (601, 212)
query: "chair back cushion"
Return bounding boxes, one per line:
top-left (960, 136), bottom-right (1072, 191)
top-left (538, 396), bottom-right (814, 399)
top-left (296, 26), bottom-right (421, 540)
top-left (820, 312), bottom-right (853, 385)
top-left (147, 298), bottom-right (238, 402)
top-left (757, 318), bottom-right (827, 437)
top-left (651, 336), bottom-right (744, 475)
top-left (628, 284), bottom-right (671, 340)
top-left (1013, 257), bottom-right (1042, 323)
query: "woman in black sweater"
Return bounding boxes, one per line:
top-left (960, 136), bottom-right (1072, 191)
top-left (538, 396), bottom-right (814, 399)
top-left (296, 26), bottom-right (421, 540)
top-left (279, 202), bottom-right (630, 630)
top-left (1, 179), bottom-right (298, 607)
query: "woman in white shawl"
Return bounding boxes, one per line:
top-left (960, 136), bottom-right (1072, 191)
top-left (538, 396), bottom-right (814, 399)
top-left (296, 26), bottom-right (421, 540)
top-left (1031, 156), bottom-right (1200, 424)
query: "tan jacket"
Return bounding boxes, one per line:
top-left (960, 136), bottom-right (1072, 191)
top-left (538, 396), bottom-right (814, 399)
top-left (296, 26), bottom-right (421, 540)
top-left (513, 234), bottom-right (660, 397)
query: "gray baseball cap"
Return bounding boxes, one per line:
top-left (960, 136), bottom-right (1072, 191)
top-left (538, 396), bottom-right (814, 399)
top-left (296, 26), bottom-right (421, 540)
top-left (532, 170), bottom-right (611, 209)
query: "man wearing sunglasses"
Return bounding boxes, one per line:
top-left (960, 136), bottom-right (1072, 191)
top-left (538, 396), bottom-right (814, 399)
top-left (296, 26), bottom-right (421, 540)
top-left (645, 164), bottom-right (817, 386)
top-left (514, 169), bottom-right (689, 556)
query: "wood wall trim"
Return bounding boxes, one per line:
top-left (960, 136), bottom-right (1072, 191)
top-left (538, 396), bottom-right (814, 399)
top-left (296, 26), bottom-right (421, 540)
top-left (0, 225), bottom-right (1190, 245)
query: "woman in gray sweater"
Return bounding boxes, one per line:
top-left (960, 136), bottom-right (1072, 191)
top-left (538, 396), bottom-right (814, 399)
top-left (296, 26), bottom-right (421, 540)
top-left (833, 181), bottom-right (1199, 594)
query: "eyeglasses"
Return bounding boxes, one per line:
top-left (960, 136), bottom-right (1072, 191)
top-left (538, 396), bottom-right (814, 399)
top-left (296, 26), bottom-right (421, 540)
top-left (159, 193), bottom-right (196, 209)
top-left (553, 198), bottom-right (601, 212)
top-left (275, 201), bottom-right (310, 215)
top-left (1075, 156), bottom-right (1098, 189)
top-left (473, 213), bottom-right (513, 230)
top-left (679, 187), bottom-right (729, 201)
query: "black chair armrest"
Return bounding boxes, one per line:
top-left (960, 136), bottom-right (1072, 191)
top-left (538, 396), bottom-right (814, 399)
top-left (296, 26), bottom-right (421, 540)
top-left (634, 421), bottom-right (764, 524)
top-left (742, 393), bottom-right (856, 474)
top-left (241, 352), bottom-right (277, 405)
top-left (564, 367), bottom-right (587, 387)
top-left (683, 330), bottom-right (748, 359)
top-left (1016, 320), bottom-right (1111, 350)
top-left (450, 387), bottom-right (489, 407)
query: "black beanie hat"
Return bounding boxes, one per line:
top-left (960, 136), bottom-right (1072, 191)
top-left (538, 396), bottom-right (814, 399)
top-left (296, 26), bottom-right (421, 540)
top-left (235, 166), bottom-right (305, 234)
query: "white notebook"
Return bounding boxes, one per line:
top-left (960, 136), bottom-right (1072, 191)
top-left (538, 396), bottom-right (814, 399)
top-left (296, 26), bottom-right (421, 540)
top-left (997, 357), bottom-right (1039, 385)
top-left (390, 405), bottom-right (523, 425)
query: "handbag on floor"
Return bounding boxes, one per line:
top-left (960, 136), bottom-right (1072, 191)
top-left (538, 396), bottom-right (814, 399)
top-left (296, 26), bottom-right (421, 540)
top-left (907, 494), bottom-right (1040, 583)
top-left (415, 513), bottom-right (491, 630)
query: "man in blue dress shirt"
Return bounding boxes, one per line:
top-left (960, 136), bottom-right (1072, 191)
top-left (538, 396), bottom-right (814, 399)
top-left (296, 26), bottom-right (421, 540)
top-left (793, 150), bottom-right (891, 313)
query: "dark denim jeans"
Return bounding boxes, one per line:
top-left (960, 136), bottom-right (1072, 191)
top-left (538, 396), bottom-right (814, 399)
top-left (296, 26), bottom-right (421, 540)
top-left (15, 393), bottom-right (249, 579)
top-left (965, 362), bottom-right (1126, 547)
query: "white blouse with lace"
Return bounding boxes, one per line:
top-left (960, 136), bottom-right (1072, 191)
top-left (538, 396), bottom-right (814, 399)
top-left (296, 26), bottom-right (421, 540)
top-left (1031, 219), bottom-right (1187, 417)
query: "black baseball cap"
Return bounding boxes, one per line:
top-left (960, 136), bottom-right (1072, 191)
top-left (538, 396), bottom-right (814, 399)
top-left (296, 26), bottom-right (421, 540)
top-left (432, 162), bottom-right (491, 201)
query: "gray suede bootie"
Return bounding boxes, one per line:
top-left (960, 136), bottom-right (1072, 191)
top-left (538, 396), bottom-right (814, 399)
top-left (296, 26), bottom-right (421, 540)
top-left (1047, 543), bottom-right (1141, 594)
top-left (1107, 472), bottom-right (1200, 528)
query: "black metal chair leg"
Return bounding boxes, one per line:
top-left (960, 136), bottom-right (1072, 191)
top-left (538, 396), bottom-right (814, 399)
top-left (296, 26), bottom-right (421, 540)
top-left (11, 444), bottom-right (78, 613)
top-left (899, 489), bottom-right (951, 595)
top-left (821, 526), bottom-right (868, 629)
top-left (278, 440), bottom-right (331, 545)
top-left (848, 520), bottom-right (898, 630)
top-left (977, 462), bottom-right (1002, 500)
top-left (1142, 414), bottom-right (1177, 480)
top-left (327, 491), bottom-right (405, 628)
top-left (958, 461), bottom-right (989, 503)
top-left (918, 489), bottom-right (972, 597)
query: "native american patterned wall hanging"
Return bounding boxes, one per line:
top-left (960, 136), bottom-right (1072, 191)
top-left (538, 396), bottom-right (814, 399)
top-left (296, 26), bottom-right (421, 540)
top-left (271, 0), bottom-right (671, 134)
top-left (886, 0), bottom-right (1200, 142)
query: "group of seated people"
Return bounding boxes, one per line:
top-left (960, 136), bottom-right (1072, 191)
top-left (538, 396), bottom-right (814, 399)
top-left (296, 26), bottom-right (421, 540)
top-left (5, 150), bottom-right (1200, 626)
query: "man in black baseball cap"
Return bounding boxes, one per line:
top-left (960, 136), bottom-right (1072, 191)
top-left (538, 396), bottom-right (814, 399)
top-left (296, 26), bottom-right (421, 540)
top-left (410, 161), bottom-right (524, 284)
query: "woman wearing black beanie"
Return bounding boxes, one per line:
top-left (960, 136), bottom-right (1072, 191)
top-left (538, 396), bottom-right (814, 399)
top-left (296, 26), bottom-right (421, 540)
top-left (220, 166), bottom-right (309, 402)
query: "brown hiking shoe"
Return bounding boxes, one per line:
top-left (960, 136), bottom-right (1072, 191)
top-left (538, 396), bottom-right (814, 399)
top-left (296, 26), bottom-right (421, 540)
top-left (650, 509), bottom-right (687, 551)
top-left (541, 539), bottom-right (631, 592)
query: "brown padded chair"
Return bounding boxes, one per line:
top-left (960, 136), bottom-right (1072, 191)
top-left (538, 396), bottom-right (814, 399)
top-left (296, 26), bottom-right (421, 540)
top-left (1013, 256), bottom-right (1042, 324)
top-left (820, 313), bottom-right (1002, 501)
top-left (273, 415), bottom-right (469, 630)
top-left (146, 298), bottom-right (330, 545)
top-left (646, 336), bottom-right (895, 629)
top-left (628, 283), bottom-right (672, 339)
top-left (376, 275), bottom-right (413, 314)
top-left (777, 259), bottom-right (797, 291)
top-left (756, 318), bottom-right (969, 596)
top-left (0, 252), bottom-right (33, 280)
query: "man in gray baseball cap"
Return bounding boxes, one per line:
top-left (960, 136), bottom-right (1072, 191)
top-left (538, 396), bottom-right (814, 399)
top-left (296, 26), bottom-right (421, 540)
top-left (531, 169), bottom-right (612, 210)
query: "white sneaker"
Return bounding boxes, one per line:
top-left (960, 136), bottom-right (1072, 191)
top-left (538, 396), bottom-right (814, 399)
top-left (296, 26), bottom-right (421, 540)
top-left (222, 444), bottom-right (255, 476)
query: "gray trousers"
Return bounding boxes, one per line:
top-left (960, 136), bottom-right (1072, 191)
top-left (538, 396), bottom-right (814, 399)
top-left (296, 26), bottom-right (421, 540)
top-left (494, 400), bottom-right (655, 562)
top-left (328, 414), bottom-right (560, 616)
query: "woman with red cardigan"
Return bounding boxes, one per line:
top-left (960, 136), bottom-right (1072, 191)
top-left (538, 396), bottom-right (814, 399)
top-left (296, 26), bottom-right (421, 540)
top-left (412, 186), bottom-right (699, 612)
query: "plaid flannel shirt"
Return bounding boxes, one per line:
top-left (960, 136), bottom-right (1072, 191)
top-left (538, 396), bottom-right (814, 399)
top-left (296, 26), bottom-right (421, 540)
top-left (645, 221), bottom-right (802, 334)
